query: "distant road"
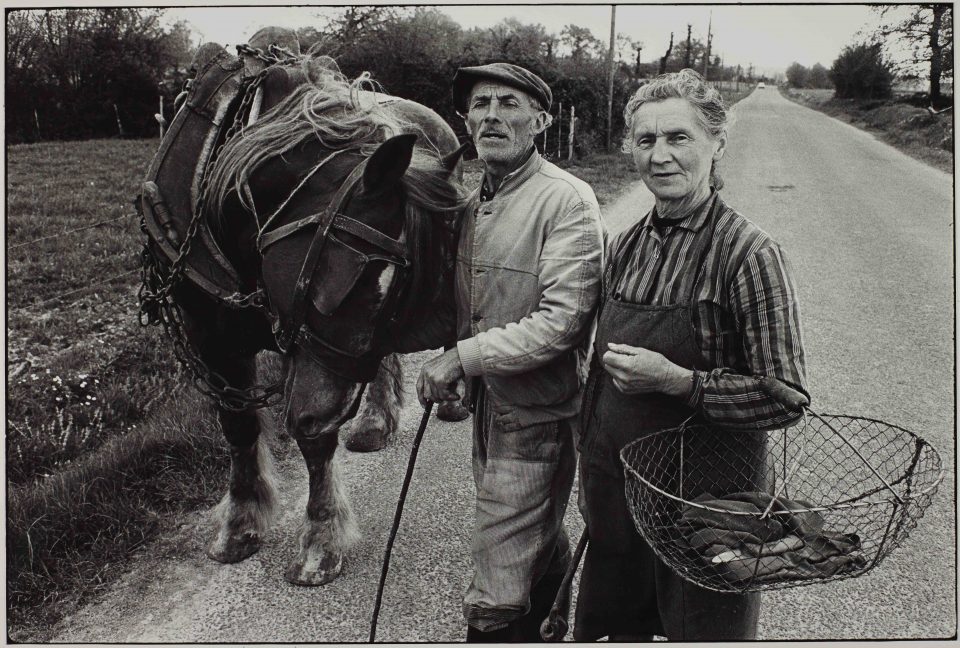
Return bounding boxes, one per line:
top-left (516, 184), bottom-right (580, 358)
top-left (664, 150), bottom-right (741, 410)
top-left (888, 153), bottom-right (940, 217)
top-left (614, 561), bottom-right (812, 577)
top-left (46, 87), bottom-right (954, 642)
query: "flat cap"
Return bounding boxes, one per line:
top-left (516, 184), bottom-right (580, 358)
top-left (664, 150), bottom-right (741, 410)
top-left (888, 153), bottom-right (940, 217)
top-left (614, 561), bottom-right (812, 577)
top-left (453, 63), bottom-right (552, 114)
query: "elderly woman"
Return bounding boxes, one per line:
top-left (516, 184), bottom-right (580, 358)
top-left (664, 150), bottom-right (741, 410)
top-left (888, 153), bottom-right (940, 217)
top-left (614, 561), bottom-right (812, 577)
top-left (574, 69), bottom-right (809, 641)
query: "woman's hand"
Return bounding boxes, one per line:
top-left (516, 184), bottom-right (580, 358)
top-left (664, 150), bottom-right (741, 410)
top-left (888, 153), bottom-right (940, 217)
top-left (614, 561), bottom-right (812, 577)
top-left (601, 343), bottom-right (694, 398)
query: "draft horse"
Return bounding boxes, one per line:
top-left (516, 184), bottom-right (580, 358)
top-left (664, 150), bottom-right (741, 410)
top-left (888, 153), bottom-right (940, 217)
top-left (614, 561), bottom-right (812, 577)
top-left (139, 46), bottom-right (468, 585)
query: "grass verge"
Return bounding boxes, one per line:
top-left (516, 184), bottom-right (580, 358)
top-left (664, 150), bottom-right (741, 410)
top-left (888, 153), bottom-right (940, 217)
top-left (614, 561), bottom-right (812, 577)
top-left (779, 86), bottom-right (953, 174)
top-left (7, 389), bottom-right (229, 639)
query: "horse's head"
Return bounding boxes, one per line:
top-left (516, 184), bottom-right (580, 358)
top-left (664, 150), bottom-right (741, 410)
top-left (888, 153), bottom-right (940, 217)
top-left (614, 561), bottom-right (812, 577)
top-left (205, 57), bottom-right (469, 387)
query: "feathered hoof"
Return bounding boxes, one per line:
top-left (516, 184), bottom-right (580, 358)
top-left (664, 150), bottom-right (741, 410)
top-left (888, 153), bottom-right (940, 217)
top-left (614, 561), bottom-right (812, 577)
top-left (284, 549), bottom-right (343, 586)
top-left (344, 426), bottom-right (390, 453)
top-left (436, 401), bottom-right (469, 422)
top-left (206, 531), bottom-right (260, 564)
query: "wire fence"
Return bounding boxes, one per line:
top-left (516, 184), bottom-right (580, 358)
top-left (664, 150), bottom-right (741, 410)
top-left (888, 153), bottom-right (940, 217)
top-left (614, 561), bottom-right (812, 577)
top-left (9, 269), bottom-right (141, 314)
top-left (9, 212), bottom-right (138, 251)
top-left (8, 204), bottom-right (143, 317)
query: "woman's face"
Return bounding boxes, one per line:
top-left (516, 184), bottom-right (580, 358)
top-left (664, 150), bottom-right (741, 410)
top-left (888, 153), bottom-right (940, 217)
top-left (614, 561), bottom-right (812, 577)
top-left (628, 97), bottom-right (725, 204)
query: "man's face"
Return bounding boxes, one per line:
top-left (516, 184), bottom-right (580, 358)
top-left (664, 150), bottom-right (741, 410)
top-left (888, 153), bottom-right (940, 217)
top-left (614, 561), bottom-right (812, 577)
top-left (464, 81), bottom-right (546, 172)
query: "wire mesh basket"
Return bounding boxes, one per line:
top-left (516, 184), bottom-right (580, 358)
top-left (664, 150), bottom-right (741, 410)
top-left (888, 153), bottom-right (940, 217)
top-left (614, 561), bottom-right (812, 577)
top-left (619, 409), bottom-right (944, 593)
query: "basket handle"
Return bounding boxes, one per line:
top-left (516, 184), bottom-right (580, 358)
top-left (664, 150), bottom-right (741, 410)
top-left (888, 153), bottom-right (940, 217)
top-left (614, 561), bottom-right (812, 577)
top-left (760, 408), bottom-right (810, 520)
top-left (804, 407), bottom-right (905, 506)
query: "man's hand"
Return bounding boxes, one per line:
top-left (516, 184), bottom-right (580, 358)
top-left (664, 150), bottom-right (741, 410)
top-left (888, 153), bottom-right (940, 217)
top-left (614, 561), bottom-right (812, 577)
top-left (417, 347), bottom-right (466, 407)
top-left (601, 342), bottom-right (693, 398)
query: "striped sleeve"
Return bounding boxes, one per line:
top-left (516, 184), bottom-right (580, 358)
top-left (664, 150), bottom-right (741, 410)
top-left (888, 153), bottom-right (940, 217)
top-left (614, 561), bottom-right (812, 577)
top-left (690, 244), bottom-right (809, 429)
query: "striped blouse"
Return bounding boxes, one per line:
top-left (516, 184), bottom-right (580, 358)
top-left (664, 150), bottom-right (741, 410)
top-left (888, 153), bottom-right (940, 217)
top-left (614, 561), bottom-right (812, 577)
top-left (606, 191), bottom-right (808, 430)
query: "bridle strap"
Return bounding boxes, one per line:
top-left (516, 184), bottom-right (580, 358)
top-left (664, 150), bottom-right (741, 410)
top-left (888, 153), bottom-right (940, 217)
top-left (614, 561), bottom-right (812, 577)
top-left (258, 213), bottom-right (407, 260)
top-left (275, 157), bottom-right (369, 352)
top-left (257, 148), bottom-right (354, 237)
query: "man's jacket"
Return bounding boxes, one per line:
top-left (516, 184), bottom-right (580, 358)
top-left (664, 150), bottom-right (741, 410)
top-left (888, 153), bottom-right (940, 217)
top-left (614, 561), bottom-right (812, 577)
top-left (456, 150), bottom-right (605, 431)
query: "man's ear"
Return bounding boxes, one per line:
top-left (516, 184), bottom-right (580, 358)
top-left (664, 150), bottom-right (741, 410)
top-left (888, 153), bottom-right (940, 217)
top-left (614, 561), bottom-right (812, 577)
top-left (532, 110), bottom-right (549, 136)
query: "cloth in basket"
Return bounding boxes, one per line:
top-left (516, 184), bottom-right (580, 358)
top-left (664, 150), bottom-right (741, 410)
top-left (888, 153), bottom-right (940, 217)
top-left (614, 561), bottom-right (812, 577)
top-left (678, 492), bottom-right (867, 585)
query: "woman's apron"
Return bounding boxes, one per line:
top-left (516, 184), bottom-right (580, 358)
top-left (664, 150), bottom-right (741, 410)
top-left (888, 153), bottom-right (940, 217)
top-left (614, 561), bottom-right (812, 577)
top-left (574, 201), bottom-right (763, 641)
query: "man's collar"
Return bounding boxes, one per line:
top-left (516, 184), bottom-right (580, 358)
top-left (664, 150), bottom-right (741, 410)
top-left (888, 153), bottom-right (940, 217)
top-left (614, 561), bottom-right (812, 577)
top-left (645, 190), bottom-right (717, 233)
top-left (480, 147), bottom-right (541, 200)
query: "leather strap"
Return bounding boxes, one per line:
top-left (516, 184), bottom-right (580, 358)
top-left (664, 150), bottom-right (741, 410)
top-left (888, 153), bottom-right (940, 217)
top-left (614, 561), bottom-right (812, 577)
top-left (276, 158), bottom-right (368, 352)
top-left (258, 213), bottom-right (406, 260)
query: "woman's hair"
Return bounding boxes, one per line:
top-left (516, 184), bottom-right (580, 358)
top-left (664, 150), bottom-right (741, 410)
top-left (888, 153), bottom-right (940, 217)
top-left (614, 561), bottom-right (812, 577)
top-left (621, 68), bottom-right (728, 189)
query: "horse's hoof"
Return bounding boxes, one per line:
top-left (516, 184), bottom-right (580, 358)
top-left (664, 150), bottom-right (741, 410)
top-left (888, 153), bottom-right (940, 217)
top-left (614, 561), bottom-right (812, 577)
top-left (344, 427), bottom-right (389, 453)
top-left (284, 551), bottom-right (343, 586)
top-left (437, 401), bottom-right (469, 422)
top-left (207, 532), bottom-right (260, 564)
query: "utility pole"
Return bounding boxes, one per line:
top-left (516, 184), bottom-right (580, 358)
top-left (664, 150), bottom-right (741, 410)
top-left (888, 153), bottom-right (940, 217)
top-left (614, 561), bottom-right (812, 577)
top-left (606, 4), bottom-right (616, 152)
top-left (703, 11), bottom-right (712, 80)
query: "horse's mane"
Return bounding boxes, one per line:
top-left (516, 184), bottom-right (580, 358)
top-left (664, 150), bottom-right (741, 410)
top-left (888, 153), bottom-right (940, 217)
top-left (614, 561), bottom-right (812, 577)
top-left (205, 54), bottom-right (466, 334)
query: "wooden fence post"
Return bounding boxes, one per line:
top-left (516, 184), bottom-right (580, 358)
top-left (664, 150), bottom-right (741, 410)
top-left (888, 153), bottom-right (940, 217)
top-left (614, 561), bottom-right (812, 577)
top-left (159, 96), bottom-right (165, 139)
top-left (557, 102), bottom-right (563, 159)
top-left (113, 104), bottom-right (124, 137)
top-left (543, 114), bottom-right (549, 157)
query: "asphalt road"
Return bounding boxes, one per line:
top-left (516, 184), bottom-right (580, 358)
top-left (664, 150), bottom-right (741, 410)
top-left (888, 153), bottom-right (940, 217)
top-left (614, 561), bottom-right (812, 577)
top-left (47, 87), bottom-right (955, 642)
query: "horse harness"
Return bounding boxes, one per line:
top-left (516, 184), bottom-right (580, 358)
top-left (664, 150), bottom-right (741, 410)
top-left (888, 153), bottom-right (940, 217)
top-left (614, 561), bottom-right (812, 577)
top-left (138, 44), bottom-right (413, 409)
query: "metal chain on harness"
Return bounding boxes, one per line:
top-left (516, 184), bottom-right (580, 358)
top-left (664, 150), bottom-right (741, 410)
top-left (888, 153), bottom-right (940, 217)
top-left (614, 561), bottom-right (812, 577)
top-left (138, 58), bottom-right (291, 412)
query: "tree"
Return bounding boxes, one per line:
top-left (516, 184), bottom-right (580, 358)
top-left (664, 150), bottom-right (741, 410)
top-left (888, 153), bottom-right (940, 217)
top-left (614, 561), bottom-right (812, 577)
top-left (785, 62), bottom-right (809, 88)
top-left (560, 24), bottom-right (602, 61)
top-left (6, 8), bottom-right (195, 142)
top-left (873, 4), bottom-right (953, 104)
top-left (807, 63), bottom-right (831, 89)
top-left (829, 42), bottom-right (894, 99)
top-left (658, 32), bottom-right (674, 74)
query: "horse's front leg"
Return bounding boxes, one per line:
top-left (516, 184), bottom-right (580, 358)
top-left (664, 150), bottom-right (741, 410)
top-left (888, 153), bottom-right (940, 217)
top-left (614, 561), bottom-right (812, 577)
top-left (206, 355), bottom-right (280, 563)
top-left (283, 349), bottom-right (363, 585)
top-left (342, 352), bottom-right (402, 452)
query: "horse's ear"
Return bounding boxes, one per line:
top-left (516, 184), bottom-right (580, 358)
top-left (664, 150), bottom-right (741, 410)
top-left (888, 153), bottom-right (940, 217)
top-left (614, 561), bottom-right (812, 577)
top-left (363, 134), bottom-right (417, 191)
top-left (440, 141), bottom-right (471, 173)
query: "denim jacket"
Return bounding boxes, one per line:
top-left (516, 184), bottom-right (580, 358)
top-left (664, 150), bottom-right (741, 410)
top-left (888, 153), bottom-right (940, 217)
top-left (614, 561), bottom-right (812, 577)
top-left (455, 150), bottom-right (605, 431)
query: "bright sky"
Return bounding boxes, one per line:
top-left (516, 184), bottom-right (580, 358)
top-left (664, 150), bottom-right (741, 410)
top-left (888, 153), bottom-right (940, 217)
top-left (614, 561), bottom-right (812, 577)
top-left (163, 3), bottom-right (884, 76)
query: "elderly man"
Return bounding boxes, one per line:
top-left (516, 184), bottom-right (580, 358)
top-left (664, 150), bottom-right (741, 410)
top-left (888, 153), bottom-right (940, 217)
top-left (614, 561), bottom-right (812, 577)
top-left (417, 63), bottom-right (605, 642)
